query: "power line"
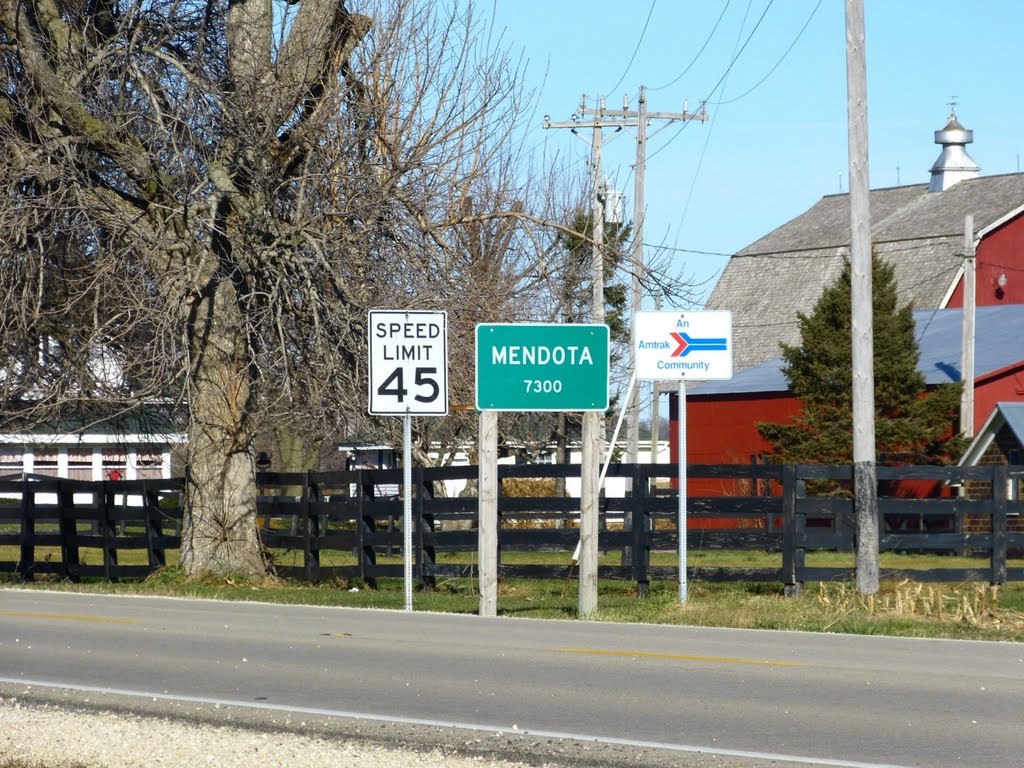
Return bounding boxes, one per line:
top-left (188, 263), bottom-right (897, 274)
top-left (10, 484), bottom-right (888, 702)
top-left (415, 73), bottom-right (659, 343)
top-left (643, 242), bottom-right (734, 257)
top-left (896, 264), bottom-right (961, 299)
top-left (734, 319), bottom-right (799, 329)
top-left (643, 0), bottom-right (773, 168)
top-left (544, 91), bottom-right (706, 481)
top-left (606, 0), bottom-right (657, 96)
top-left (713, 0), bottom-right (823, 106)
top-left (700, 0), bottom-right (775, 106)
top-left (649, 0), bottom-right (733, 92)
top-left (676, 0), bottom-right (765, 224)
top-left (730, 240), bottom-right (964, 260)
top-left (985, 260), bottom-right (1024, 274)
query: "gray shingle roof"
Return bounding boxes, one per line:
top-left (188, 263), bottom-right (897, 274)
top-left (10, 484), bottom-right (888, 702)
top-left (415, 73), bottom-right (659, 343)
top-left (690, 304), bottom-right (1024, 396)
top-left (705, 173), bottom-right (1024, 372)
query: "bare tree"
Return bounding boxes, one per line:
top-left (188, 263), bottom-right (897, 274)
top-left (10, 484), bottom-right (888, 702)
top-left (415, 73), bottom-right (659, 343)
top-left (0, 0), bottom-right (571, 576)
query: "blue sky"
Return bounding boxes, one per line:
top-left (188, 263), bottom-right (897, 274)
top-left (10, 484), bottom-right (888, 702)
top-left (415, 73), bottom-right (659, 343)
top-left (484, 0), bottom-right (1024, 307)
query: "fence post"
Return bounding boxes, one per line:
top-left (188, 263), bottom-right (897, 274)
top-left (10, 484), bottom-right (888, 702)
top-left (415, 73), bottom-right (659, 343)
top-left (496, 468), bottom-right (503, 569)
top-left (416, 468), bottom-right (436, 590)
top-left (100, 480), bottom-right (119, 582)
top-left (56, 479), bottom-right (81, 581)
top-left (631, 463), bottom-right (649, 597)
top-left (18, 477), bottom-right (34, 582)
top-left (991, 465), bottom-right (1008, 586)
top-left (144, 482), bottom-right (167, 571)
top-left (303, 471), bottom-right (320, 583)
top-left (358, 472), bottom-right (377, 589)
top-left (56, 480), bottom-right (75, 578)
top-left (782, 464), bottom-right (803, 597)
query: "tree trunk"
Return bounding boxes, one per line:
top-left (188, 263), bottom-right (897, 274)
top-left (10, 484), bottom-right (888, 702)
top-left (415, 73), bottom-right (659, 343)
top-left (180, 282), bottom-right (266, 578)
top-left (274, 425), bottom-right (322, 474)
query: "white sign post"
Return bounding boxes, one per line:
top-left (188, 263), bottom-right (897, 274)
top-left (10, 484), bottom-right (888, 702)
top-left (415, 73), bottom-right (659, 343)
top-left (634, 310), bottom-right (732, 603)
top-left (368, 310), bottom-right (449, 612)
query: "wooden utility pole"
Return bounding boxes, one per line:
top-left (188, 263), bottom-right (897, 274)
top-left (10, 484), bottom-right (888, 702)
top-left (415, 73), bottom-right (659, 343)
top-left (544, 98), bottom-right (608, 617)
top-left (846, 0), bottom-right (879, 596)
top-left (578, 111), bottom-right (605, 618)
top-left (960, 214), bottom-right (976, 438)
top-left (622, 89), bottom-right (707, 469)
top-left (545, 93), bottom-right (706, 471)
top-left (545, 94), bottom-right (705, 618)
top-left (626, 88), bottom-right (649, 471)
top-left (545, 96), bottom-right (613, 618)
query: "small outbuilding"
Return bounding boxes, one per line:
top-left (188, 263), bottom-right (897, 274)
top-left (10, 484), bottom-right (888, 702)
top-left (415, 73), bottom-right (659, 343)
top-left (957, 402), bottom-right (1024, 510)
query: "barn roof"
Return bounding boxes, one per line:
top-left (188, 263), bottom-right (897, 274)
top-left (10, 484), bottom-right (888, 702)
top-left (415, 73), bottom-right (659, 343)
top-left (704, 173), bottom-right (1024, 372)
top-left (690, 304), bottom-right (1024, 397)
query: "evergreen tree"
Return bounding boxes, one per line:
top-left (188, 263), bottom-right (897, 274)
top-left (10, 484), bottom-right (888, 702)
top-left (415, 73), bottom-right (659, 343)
top-left (556, 208), bottom-right (632, 338)
top-left (757, 255), bottom-right (966, 465)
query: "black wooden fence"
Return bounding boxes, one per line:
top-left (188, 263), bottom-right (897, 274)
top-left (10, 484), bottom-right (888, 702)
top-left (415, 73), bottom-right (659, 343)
top-left (2, 463), bottom-right (1023, 589)
top-left (0, 475), bottom-right (181, 582)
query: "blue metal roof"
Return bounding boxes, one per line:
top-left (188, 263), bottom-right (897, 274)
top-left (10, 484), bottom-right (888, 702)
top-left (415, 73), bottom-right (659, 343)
top-left (958, 402), bottom-right (1024, 466)
top-left (691, 304), bottom-right (1024, 397)
top-left (1001, 403), bottom-right (1024, 446)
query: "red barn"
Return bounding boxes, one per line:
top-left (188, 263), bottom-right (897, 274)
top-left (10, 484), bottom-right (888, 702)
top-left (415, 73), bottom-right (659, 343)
top-left (672, 113), bottom-right (1024, 492)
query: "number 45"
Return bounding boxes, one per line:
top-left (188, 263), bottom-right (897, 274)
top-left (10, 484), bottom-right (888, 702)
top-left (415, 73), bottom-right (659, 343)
top-left (377, 367), bottom-right (440, 403)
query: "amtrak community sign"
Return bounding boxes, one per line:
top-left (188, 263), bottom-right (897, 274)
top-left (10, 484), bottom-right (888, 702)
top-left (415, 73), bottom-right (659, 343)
top-left (634, 310), bottom-right (733, 381)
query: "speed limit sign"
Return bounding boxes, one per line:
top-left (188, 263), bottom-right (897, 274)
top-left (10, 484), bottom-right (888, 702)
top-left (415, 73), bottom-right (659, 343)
top-left (368, 310), bottom-right (449, 416)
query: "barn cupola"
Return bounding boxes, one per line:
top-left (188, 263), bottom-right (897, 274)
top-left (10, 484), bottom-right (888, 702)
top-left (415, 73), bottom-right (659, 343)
top-left (928, 111), bottom-right (980, 192)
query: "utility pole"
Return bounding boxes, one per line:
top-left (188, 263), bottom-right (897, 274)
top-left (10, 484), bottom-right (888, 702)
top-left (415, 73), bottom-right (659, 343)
top-left (545, 93), bottom-right (705, 616)
top-left (578, 104), bottom-right (605, 619)
top-left (846, 0), bottom-right (878, 596)
top-left (595, 87), bottom-right (706, 471)
top-left (627, 87), bottom-right (649, 473)
top-left (960, 214), bottom-right (976, 438)
top-left (545, 96), bottom-right (610, 618)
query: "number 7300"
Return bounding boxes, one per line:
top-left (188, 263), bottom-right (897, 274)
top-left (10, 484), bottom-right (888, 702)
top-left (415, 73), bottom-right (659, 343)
top-left (524, 379), bottom-right (562, 394)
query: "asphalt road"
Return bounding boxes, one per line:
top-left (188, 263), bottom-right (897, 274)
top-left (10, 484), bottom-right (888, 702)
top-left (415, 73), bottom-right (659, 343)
top-left (1, 589), bottom-right (1022, 768)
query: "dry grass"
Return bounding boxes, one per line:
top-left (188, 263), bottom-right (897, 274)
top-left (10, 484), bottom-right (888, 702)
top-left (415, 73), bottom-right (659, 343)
top-left (7, 567), bottom-right (1024, 641)
top-left (815, 579), bottom-right (1024, 630)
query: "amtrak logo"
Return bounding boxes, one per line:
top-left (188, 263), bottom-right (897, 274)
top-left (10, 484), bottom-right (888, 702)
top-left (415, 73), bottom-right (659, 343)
top-left (670, 332), bottom-right (728, 357)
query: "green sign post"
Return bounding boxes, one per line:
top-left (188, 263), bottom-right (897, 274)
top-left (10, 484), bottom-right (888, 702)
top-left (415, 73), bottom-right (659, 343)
top-left (475, 323), bottom-right (609, 411)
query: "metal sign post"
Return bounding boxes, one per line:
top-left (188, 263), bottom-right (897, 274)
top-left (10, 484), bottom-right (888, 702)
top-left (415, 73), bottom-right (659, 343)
top-left (403, 411), bottom-right (413, 612)
top-left (368, 310), bottom-right (449, 612)
top-left (633, 310), bottom-right (732, 604)
top-left (678, 381), bottom-right (687, 602)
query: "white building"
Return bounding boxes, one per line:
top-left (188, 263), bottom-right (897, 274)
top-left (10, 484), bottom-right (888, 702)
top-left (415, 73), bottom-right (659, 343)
top-left (0, 429), bottom-right (183, 482)
top-left (0, 424), bottom-right (185, 506)
top-left (428, 439), bottom-right (670, 498)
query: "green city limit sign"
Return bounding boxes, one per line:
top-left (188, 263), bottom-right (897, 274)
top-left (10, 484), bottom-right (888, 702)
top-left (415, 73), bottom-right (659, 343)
top-left (475, 323), bottom-right (609, 411)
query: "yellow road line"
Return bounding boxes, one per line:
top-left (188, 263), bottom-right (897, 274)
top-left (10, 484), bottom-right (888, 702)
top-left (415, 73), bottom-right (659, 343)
top-left (550, 647), bottom-right (802, 667)
top-left (0, 611), bottom-right (140, 625)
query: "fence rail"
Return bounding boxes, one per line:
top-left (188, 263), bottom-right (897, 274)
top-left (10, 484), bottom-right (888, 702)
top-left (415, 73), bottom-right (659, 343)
top-left (0, 474), bottom-right (182, 582)
top-left (1, 463), bottom-right (1022, 589)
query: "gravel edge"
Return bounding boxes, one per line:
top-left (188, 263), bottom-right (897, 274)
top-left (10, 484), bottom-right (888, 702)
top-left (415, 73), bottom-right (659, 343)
top-left (0, 685), bottom-right (763, 768)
